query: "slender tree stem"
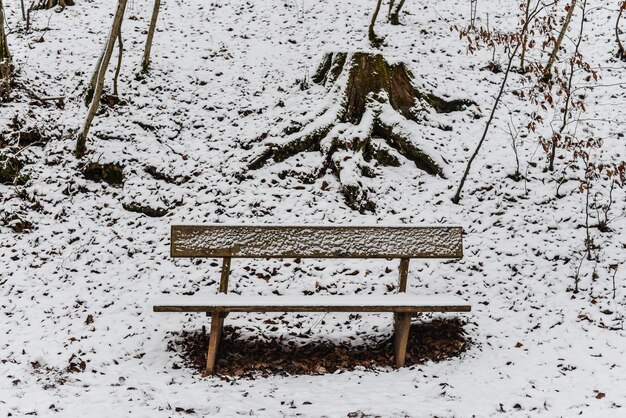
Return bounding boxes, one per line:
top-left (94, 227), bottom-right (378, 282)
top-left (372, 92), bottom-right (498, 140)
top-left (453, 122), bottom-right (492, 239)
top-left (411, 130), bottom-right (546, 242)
top-left (389, 0), bottom-right (406, 25)
top-left (584, 179), bottom-right (592, 260)
top-left (545, 0), bottom-right (577, 78)
top-left (141, 0), bottom-right (161, 73)
top-left (452, 42), bottom-right (521, 204)
top-left (0, 0), bottom-right (11, 98)
top-left (0, 0), bottom-right (9, 60)
top-left (76, 0), bottom-right (128, 157)
top-left (113, 21), bottom-right (123, 97)
top-left (519, 0), bottom-right (531, 72)
top-left (452, 1), bottom-right (544, 203)
top-left (368, 0), bottom-right (383, 45)
top-left (549, 0), bottom-right (586, 170)
top-left (617, 2), bottom-right (625, 59)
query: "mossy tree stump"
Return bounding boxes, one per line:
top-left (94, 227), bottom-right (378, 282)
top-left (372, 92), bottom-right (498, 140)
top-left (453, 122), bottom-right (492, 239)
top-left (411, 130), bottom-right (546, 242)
top-left (247, 52), bottom-right (474, 212)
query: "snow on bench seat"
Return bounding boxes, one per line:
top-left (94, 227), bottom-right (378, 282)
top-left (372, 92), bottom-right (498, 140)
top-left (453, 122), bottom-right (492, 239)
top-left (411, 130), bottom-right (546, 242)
top-left (153, 293), bottom-right (471, 313)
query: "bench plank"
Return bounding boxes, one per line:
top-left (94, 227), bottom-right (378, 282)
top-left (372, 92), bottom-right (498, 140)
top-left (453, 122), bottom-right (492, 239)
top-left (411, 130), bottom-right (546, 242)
top-left (171, 225), bottom-right (463, 259)
top-left (153, 294), bottom-right (471, 313)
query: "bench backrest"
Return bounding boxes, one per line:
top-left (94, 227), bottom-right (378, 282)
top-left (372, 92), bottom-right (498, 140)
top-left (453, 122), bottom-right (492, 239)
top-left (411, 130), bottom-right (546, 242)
top-left (171, 225), bottom-right (463, 259)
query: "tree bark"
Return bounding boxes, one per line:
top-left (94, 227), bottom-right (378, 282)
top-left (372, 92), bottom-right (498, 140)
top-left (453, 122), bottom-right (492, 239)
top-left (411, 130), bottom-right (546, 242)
top-left (452, 42), bottom-right (521, 204)
top-left (0, 0), bottom-right (11, 99)
top-left (85, 1), bottom-right (124, 105)
top-left (389, 0), bottom-right (406, 25)
top-left (113, 22), bottom-right (123, 97)
top-left (545, 0), bottom-right (577, 78)
top-left (617, 2), bottom-right (626, 60)
top-left (141, 0), bottom-right (161, 73)
top-left (368, 0), bottom-right (384, 46)
top-left (452, 0), bottom-right (544, 203)
top-left (519, 0), bottom-right (531, 72)
top-left (76, 0), bottom-right (128, 157)
top-left (549, 0), bottom-right (586, 171)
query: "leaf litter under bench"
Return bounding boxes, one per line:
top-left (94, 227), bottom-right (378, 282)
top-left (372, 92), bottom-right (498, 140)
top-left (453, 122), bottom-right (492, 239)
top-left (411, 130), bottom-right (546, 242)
top-left (167, 317), bottom-right (470, 379)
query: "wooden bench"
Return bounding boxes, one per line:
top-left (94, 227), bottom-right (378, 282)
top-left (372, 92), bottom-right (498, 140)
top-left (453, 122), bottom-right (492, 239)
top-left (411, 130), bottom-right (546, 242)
top-left (154, 225), bottom-right (471, 375)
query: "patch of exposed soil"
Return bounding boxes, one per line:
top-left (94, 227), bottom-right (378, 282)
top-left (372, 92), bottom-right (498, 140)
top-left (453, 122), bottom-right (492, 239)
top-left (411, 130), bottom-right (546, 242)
top-left (82, 161), bottom-right (124, 186)
top-left (169, 318), bottom-right (470, 378)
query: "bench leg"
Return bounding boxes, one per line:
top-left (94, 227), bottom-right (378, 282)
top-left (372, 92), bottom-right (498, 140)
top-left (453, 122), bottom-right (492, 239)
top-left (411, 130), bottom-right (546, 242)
top-left (205, 310), bottom-right (224, 375)
top-left (393, 313), bottom-right (411, 368)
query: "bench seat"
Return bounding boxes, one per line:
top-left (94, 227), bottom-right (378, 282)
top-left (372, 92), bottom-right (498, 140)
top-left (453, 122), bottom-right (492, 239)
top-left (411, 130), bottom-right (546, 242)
top-left (153, 294), bottom-right (471, 313)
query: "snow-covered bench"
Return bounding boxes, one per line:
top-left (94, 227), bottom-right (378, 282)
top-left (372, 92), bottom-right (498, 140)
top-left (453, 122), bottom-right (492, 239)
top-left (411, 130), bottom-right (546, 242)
top-left (154, 225), bottom-right (471, 375)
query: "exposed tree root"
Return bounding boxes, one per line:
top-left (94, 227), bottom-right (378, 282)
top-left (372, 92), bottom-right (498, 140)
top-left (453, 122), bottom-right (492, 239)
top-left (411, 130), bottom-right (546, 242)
top-left (247, 52), bottom-right (474, 213)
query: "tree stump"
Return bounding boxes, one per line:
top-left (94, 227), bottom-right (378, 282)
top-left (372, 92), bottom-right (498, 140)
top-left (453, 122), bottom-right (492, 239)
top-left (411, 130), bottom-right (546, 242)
top-left (247, 52), bottom-right (474, 212)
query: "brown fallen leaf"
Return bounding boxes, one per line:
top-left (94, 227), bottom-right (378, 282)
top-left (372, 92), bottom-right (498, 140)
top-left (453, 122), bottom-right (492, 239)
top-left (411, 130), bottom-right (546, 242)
top-left (596, 392), bottom-right (605, 399)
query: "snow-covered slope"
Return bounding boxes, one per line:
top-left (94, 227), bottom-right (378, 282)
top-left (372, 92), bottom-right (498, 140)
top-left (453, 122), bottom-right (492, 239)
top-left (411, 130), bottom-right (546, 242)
top-left (1, 0), bottom-right (625, 416)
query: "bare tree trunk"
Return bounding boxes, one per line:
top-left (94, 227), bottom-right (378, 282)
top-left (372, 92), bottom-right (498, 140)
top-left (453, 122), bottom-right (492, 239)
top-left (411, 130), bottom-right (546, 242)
top-left (141, 0), bottom-right (161, 73)
top-left (452, 42), bottom-right (521, 204)
top-left (389, 0), bottom-right (406, 25)
top-left (452, 0), bottom-right (545, 203)
top-left (388, 0), bottom-right (396, 19)
top-left (617, 2), bottom-right (626, 60)
top-left (26, 2), bottom-right (34, 32)
top-left (85, 1), bottom-right (124, 105)
top-left (85, 50), bottom-right (105, 105)
top-left (549, 0), bottom-right (586, 171)
top-left (0, 0), bottom-right (11, 98)
top-left (519, 0), bottom-right (531, 72)
top-left (76, 0), bottom-right (128, 157)
top-left (113, 22), bottom-right (123, 97)
top-left (368, 0), bottom-right (384, 46)
top-left (545, 0), bottom-right (577, 78)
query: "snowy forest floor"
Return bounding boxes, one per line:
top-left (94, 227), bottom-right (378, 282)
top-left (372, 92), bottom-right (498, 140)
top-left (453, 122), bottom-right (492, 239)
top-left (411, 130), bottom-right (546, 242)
top-left (1, 0), bottom-right (625, 416)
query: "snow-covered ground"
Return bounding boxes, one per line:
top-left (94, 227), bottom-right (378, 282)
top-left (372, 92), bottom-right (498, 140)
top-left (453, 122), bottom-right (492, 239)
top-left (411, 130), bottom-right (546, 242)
top-left (1, 0), bottom-right (625, 416)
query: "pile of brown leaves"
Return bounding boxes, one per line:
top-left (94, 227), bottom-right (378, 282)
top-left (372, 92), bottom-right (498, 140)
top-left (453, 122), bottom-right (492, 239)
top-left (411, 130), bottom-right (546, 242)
top-left (168, 318), bottom-right (470, 378)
